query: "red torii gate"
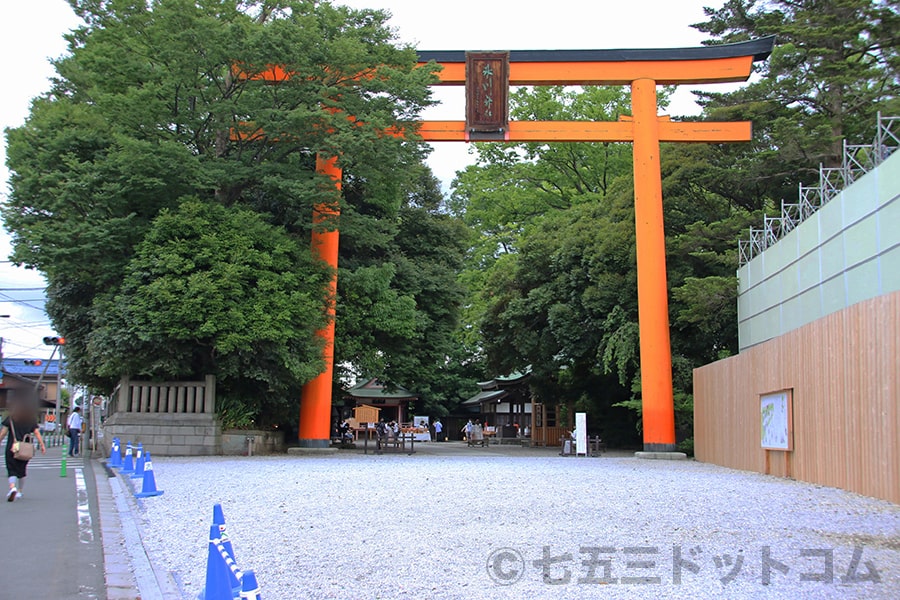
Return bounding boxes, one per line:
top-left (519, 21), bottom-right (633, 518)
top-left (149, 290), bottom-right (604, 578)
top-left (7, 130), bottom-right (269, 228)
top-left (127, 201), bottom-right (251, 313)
top-left (285, 37), bottom-right (774, 451)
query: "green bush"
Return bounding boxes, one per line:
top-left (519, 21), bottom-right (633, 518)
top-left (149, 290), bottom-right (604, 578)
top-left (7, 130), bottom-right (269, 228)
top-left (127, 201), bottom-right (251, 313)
top-left (677, 437), bottom-right (694, 457)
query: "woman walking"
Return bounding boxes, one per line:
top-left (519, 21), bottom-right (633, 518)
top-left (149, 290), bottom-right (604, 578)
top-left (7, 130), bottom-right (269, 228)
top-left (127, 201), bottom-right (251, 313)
top-left (0, 399), bottom-right (47, 502)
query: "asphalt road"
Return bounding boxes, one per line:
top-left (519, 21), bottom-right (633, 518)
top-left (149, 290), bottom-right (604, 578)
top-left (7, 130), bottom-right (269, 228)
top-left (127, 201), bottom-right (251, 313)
top-left (4, 446), bottom-right (107, 599)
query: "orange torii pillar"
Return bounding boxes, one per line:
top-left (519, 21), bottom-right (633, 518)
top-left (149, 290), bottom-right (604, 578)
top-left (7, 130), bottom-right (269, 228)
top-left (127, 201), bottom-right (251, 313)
top-left (298, 155), bottom-right (341, 448)
top-left (631, 78), bottom-right (674, 452)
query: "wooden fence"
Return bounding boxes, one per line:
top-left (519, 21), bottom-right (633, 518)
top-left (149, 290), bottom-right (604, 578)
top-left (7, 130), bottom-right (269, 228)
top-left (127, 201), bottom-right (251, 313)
top-left (694, 290), bottom-right (899, 504)
top-left (531, 426), bottom-right (570, 447)
top-left (115, 375), bottom-right (216, 415)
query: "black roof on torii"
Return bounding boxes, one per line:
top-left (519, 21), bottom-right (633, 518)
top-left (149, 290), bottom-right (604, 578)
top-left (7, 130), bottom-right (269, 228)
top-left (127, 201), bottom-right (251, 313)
top-left (417, 36), bottom-right (775, 64)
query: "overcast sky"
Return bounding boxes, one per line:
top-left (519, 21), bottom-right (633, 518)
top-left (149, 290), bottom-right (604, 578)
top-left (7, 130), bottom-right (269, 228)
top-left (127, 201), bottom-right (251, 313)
top-left (0, 0), bottom-right (737, 358)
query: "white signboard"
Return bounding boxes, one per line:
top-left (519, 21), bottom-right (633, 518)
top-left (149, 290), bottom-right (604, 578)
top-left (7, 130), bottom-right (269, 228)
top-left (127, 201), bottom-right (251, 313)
top-left (575, 412), bottom-right (588, 456)
top-left (760, 390), bottom-right (793, 451)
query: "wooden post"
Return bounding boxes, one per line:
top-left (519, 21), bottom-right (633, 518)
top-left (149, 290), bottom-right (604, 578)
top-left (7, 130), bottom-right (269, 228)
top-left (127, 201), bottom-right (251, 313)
top-left (631, 78), bottom-right (676, 452)
top-left (298, 155), bottom-right (341, 448)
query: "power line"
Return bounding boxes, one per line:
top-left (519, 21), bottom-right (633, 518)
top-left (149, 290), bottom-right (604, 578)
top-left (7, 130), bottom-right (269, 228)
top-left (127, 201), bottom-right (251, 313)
top-left (0, 293), bottom-right (47, 311)
top-left (0, 322), bottom-right (53, 331)
top-left (2, 339), bottom-right (46, 350)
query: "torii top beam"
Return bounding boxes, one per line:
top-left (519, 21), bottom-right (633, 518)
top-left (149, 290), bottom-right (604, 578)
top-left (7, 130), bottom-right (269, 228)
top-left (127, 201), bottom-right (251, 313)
top-left (411, 37), bottom-right (774, 143)
top-left (416, 37), bottom-right (774, 85)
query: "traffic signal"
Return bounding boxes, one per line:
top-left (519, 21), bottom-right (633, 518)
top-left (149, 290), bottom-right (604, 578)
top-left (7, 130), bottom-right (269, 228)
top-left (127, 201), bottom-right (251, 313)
top-left (43, 336), bottom-right (66, 346)
top-left (24, 359), bottom-right (43, 366)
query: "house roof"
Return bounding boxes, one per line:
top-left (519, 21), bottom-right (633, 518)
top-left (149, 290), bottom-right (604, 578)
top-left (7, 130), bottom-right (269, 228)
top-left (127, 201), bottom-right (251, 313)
top-left (477, 367), bottom-right (532, 390)
top-left (462, 389), bottom-right (507, 406)
top-left (1, 358), bottom-right (66, 378)
top-left (344, 378), bottom-right (418, 401)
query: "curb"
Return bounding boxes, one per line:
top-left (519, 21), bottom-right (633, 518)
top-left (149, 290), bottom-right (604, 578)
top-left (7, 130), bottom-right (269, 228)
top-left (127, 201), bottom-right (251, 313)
top-left (93, 458), bottom-right (183, 599)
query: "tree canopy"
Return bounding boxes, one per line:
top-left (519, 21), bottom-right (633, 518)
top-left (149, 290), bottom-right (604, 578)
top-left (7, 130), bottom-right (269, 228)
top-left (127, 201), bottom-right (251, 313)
top-left (3, 0), bottom-right (470, 425)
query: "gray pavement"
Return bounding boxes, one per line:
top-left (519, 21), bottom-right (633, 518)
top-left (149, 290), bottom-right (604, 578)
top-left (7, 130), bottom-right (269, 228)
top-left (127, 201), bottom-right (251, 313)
top-left (4, 446), bottom-right (106, 599)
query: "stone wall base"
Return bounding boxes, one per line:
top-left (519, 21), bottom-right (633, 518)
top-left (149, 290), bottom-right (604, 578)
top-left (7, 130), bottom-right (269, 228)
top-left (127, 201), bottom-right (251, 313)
top-left (101, 412), bottom-right (219, 456)
top-left (220, 430), bottom-right (286, 455)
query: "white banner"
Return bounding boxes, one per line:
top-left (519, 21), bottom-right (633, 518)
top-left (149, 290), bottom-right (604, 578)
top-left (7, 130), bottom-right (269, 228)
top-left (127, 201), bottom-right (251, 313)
top-left (575, 412), bottom-right (588, 456)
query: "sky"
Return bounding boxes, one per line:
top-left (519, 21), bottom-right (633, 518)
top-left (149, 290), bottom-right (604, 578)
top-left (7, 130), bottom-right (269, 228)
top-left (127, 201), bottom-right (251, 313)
top-left (0, 0), bottom-right (740, 359)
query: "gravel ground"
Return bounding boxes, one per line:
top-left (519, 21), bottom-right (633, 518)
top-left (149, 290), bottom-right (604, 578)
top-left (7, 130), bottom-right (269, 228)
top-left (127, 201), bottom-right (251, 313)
top-left (129, 448), bottom-right (899, 599)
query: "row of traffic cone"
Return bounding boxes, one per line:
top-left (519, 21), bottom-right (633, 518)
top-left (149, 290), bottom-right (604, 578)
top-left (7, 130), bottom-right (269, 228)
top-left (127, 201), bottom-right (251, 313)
top-left (203, 503), bottom-right (262, 599)
top-left (107, 437), bottom-right (164, 497)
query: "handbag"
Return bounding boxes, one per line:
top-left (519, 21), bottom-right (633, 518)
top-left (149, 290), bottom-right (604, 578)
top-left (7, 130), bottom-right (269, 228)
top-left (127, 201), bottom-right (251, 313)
top-left (10, 421), bottom-right (35, 461)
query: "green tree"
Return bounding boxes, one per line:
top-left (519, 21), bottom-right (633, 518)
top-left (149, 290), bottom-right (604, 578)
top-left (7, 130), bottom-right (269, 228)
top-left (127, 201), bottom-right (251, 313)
top-left (3, 1), bottom-right (439, 419)
top-left (691, 0), bottom-right (899, 201)
top-left (89, 199), bottom-right (330, 425)
top-left (450, 86), bottom-right (646, 442)
top-left (450, 85), bottom-right (636, 366)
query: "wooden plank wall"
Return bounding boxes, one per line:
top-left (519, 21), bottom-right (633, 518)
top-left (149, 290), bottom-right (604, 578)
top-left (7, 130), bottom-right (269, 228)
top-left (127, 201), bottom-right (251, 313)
top-left (694, 290), bottom-right (900, 505)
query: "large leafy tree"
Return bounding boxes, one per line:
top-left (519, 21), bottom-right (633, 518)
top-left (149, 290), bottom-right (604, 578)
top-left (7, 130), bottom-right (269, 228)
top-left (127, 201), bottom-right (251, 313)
top-left (450, 86), bottom-right (650, 443)
top-left (89, 199), bottom-right (330, 422)
top-left (3, 0), bottom-right (446, 422)
top-left (450, 86), bottom-right (636, 354)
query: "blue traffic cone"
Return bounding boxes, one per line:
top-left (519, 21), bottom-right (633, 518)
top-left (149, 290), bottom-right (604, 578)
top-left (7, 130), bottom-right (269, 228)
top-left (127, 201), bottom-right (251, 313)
top-left (131, 444), bottom-right (146, 479)
top-left (109, 438), bottom-right (122, 468)
top-left (212, 503), bottom-right (241, 595)
top-left (203, 525), bottom-right (232, 600)
top-left (213, 504), bottom-right (238, 564)
top-left (134, 452), bottom-right (164, 498)
top-left (120, 442), bottom-right (135, 474)
top-left (239, 569), bottom-right (262, 600)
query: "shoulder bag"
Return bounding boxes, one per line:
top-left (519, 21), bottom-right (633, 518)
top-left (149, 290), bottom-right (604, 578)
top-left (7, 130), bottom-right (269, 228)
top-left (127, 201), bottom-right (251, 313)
top-left (10, 421), bottom-right (35, 461)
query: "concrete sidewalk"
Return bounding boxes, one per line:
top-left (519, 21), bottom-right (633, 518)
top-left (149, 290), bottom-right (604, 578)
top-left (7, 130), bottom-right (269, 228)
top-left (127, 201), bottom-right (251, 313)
top-left (4, 446), bottom-right (106, 599)
top-left (4, 444), bottom-right (186, 599)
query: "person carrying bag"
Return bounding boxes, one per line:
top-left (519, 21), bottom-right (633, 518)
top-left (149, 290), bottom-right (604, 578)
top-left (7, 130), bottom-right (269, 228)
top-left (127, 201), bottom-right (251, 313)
top-left (10, 422), bottom-right (34, 461)
top-left (0, 399), bottom-right (47, 502)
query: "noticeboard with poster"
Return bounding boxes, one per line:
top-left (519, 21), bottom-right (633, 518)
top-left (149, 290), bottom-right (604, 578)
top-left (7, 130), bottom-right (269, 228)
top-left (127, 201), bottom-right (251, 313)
top-left (760, 389), bottom-right (793, 451)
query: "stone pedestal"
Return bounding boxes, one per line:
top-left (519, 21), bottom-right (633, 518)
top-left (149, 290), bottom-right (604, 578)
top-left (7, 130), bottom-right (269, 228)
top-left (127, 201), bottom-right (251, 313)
top-left (634, 451), bottom-right (688, 460)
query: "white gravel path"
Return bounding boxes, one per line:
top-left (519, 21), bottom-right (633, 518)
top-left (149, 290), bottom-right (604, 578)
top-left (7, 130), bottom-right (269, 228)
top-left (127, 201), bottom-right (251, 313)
top-left (127, 451), bottom-right (899, 599)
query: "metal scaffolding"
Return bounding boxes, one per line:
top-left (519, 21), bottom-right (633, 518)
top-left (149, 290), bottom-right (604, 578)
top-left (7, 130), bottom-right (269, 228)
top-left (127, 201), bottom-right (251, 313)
top-left (738, 113), bottom-right (899, 266)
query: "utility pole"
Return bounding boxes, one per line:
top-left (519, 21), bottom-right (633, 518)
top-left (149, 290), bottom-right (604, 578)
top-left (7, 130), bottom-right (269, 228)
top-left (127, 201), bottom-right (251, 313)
top-left (56, 345), bottom-right (64, 422)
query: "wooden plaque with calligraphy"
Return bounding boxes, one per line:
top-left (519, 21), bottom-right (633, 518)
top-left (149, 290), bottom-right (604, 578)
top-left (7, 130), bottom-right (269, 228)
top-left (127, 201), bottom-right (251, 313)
top-left (466, 52), bottom-right (509, 135)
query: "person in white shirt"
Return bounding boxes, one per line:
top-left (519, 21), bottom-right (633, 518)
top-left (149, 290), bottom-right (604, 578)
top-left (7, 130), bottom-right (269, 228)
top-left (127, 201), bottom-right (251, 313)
top-left (66, 407), bottom-right (83, 457)
top-left (433, 419), bottom-right (443, 442)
